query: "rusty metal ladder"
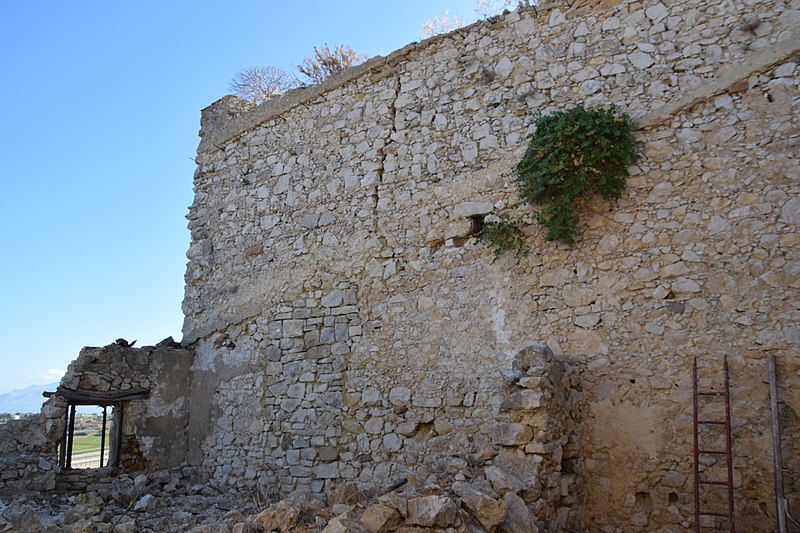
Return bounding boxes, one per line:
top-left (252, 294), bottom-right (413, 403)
top-left (692, 355), bottom-right (735, 532)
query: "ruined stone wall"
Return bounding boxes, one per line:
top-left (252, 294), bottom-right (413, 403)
top-left (0, 416), bottom-right (57, 497)
top-left (184, 0), bottom-right (800, 530)
top-left (51, 341), bottom-right (193, 472)
top-left (0, 341), bottom-right (192, 496)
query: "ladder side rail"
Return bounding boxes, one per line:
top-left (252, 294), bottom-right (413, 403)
top-left (768, 354), bottom-right (787, 533)
top-left (723, 356), bottom-right (735, 533)
top-left (693, 355), bottom-right (701, 532)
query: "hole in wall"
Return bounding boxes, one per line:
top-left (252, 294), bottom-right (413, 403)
top-left (479, 68), bottom-right (495, 84)
top-left (635, 491), bottom-right (654, 512)
top-left (562, 458), bottom-right (577, 474)
top-left (668, 492), bottom-right (679, 505)
top-left (739, 16), bottom-right (761, 35)
top-left (414, 421), bottom-right (435, 437)
top-left (629, 379), bottom-right (636, 384)
top-left (427, 239), bottom-right (445, 251)
top-left (469, 215), bottom-right (485, 235)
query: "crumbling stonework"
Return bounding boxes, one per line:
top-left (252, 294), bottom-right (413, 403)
top-left (0, 416), bottom-right (57, 497)
top-left (182, 0), bottom-right (800, 530)
top-left (54, 340), bottom-right (193, 471)
top-left (0, 339), bottom-right (192, 501)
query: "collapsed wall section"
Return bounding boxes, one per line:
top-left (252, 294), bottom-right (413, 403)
top-left (0, 341), bottom-right (192, 496)
top-left (0, 415), bottom-right (55, 496)
top-left (184, 0), bottom-right (800, 530)
top-left (53, 341), bottom-right (193, 471)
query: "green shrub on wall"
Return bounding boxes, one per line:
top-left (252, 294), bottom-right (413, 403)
top-left (477, 215), bottom-right (529, 262)
top-left (515, 105), bottom-right (638, 245)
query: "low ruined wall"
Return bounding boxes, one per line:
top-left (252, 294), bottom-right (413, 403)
top-left (0, 341), bottom-right (192, 497)
top-left (0, 417), bottom-right (58, 497)
top-left (183, 0), bottom-right (800, 530)
top-left (49, 340), bottom-right (193, 472)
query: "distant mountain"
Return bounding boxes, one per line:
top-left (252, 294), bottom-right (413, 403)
top-left (0, 382), bottom-right (58, 414)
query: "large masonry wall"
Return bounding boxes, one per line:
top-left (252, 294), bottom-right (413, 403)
top-left (184, 0), bottom-right (800, 530)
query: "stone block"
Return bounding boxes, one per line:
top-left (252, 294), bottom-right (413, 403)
top-left (323, 516), bottom-right (368, 533)
top-left (364, 417), bottom-right (384, 434)
top-left (320, 327), bottom-right (335, 344)
top-left (389, 387), bottom-right (411, 406)
top-left (407, 495), bottom-right (458, 528)
top-left (500, 390), bottom-right (544, 411)
top-left (434, 419), bottom-right (454, 435)
top-left (411, 396), bottom-right (441, 408)
top-left (452, 482), bottom-right (508, 531)
top-left (501, 492), bottom-right (539, 532)
top-left (313, 462), bottom-right (340, 479)
top-left (331, 342), bottom-right (350, 355)
top-left (661, 471), bottom-right (687, 488)
top-left (317, 446), bottom-right (339, 462)
top-left (266, 345), bottom-right (282, 361)
top-left (671, 277), bottom-right (702, 293)
top-left (453, 201), bottom-right (494, 218)
top-left (360, 503), bottom-right (401, 533)
top-left (485, 466), bottom-right (527, 495)
top-left (383, 433), bottom-right (403, 452)
top-left (361, 387), bottom-right (381, 406)
top-left (322, 290), bottom-right (343, 307)
top-left (255, 501), bottom-right (301, 532)
top-left (286, 384), bottom-right (305, 399)
top-left (334, 323), bottom-right (349, 342)
top-left (284, 320), bottom-right (305, 337)
top-left (492, 423), bottom-right (533, 446)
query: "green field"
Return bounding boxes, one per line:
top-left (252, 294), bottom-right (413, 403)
top-left (71, 435), bottom-right (103, 454)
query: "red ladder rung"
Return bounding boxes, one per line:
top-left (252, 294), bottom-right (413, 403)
top-left (698, 420), bottom-right (725, 425)
top-left (698, 449), bottom-right (728, 455)
top-left (699, 511), bottom-right (730, 517)
top-left (699, 480), bottom-right (729, 486)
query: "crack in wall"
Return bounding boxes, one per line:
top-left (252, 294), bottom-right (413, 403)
top-left (371, 73), bottom-right (402, 229)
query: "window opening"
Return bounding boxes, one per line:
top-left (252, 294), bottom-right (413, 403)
top-left (45, 387), bottom-right (147, 470)
top-left (58, 404), bottom-right (117, 469)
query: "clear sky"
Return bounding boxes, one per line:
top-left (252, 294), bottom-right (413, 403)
top-left (0, 1), bottom-right (485, 395)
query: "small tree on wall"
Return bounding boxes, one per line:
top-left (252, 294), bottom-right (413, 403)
top-left (421, 11), bottom-right (466, 38)
top-left (297, 44), bottom-right (368, 84)
top-left (515, 105), bottom-right (638, 245)
top-left (229, 66), bottom-right (297, 104)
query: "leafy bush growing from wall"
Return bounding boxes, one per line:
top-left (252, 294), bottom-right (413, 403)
top-left (515, 105), bottom-right (638, 245)
top-left (477, 215), bottom-right (529, 262)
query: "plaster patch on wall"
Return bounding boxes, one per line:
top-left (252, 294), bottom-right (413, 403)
top-left (491, 301), bottom-right (511, 349)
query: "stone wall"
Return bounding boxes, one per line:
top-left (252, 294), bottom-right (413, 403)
top-left (0, 416), bottom-right (57, 497)
top-left (183, 0), bottom-right (800, 530)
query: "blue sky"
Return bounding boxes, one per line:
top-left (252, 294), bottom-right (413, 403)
top-left (0, 1), bottom-right (485, 395)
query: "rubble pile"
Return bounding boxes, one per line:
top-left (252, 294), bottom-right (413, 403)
top-left (0, 463), bottom-right (544, 533)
